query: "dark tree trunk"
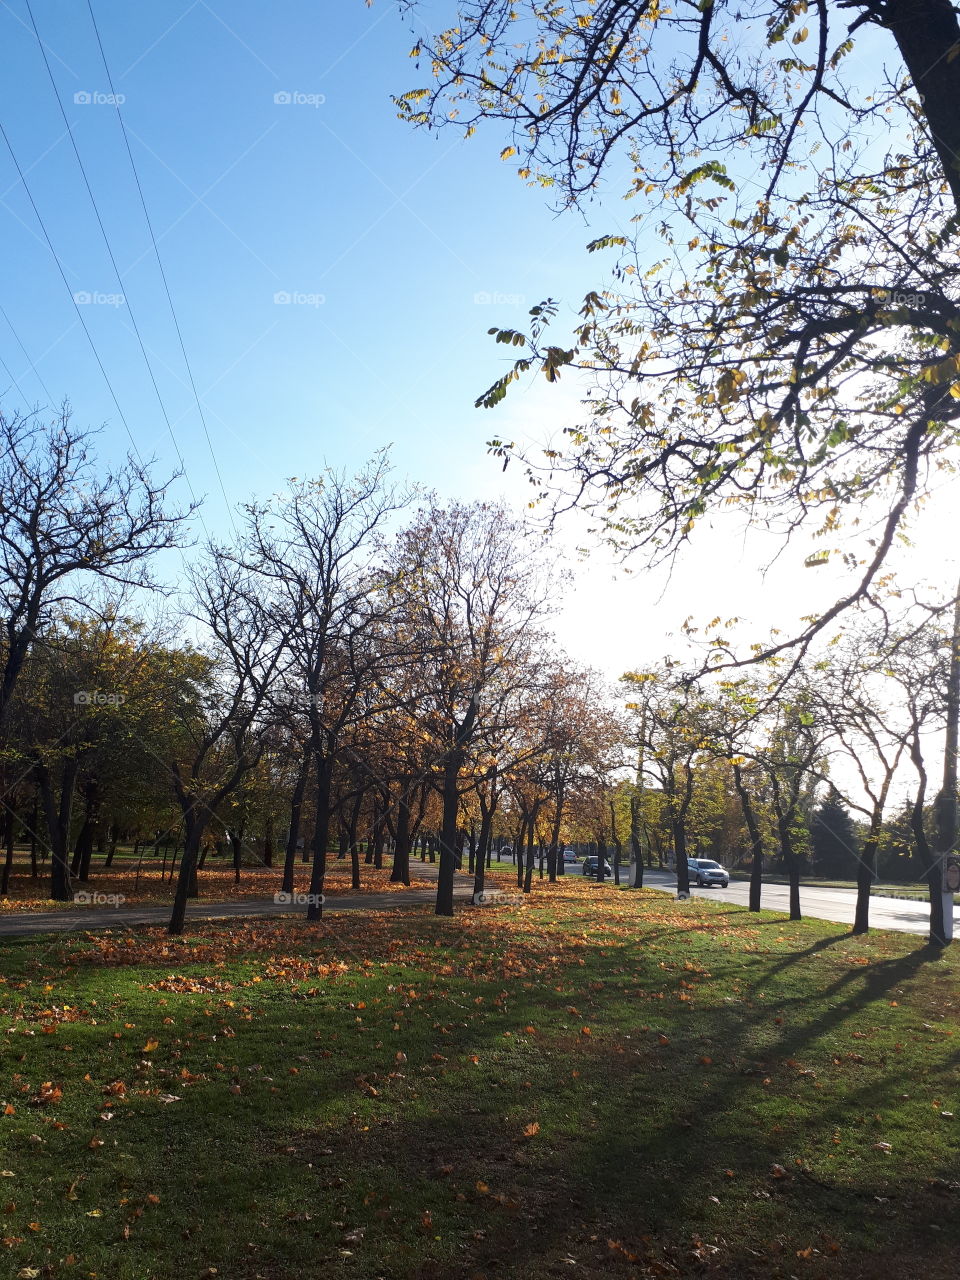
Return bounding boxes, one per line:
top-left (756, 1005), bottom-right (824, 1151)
top-left (474, 801), bottom-right (495, 902)
top-left (436, 751), bottom-right (463, 916)
top-left (779, 817), bottom-right (802, 921)
top-left (931, 584), bottom-right (959, 945)
top-left (0, 804), bottom-right (14, 896)
top-left (390, 782), bottom-right (412, 885)
top-left (523, 822), bottom-right (536, 894)
top-left (103, 824), bottom-right (118, 868)
top-left (37, 756), bottom-right (79, 902)
top-left (629, 794), bottom-right (644, 887)
top-left (347, 787), bottom-right (363, 891)
top-left (231, 822), bottom-right (244, 884)
top-left (29, 791), bottom-right (39, 877)
top-left (169, 817), bottom-right (204, 936)
top-left (306, 755), bottom-right (334, 921)
top-left (886, 0), bottom-right (960, 214)
top-left (282, 747), bottom-right (310, 894)
top-left (673, 815), bottom-right (690, 895)
top-left (262, 812), bottom-right (274, 868)
top-left (515, 813), bottom-right (528, 889)
top-left (72, 779), bottom-right (98, 881)
top-left (610, 801), bottom-right (622, 886)
top-left (733, 765), bottom-right (763, 912)
top-left (853, 818), bottom-right (882, 935)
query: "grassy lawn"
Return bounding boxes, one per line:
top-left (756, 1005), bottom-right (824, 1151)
top-left (1, 878), bottom-right (958, 1279)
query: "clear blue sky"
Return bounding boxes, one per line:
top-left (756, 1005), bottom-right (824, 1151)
top-left (0, 0), bottom-right (621, 524)
top-left (3, 1), bottom-right (955, 697)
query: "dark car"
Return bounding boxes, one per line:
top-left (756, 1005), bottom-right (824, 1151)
top-left (686, 858), bottom-right (729, 887)
top-left (581, 857), bottom-right (614, 879)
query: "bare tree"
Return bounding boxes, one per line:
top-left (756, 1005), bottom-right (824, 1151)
top-left (392, 501), bottom-right (554, 915)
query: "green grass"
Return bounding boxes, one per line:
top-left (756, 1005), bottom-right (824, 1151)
top-left (0, 881), bottom-right (958, 1279)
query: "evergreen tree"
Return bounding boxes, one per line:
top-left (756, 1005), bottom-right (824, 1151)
top-left (810, 798), bottom-right (859, 880)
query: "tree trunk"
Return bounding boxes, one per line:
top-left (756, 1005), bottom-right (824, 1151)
top-left (348, 788), bottom-right (363, 891)
top-left (436, 751), bottom-right (463, 917)
top-left (733, 765), bottom-right (763, 912)
top-left (0, 804), bottom-right (14, 896)
top-left (853, 822), bottom-right (881, 936)
top-left (230, 823), bottom-right (243, 884)
top-left (886, 0), bottom-right (960, 214)
top-left (282, 747), bottom-right (310, 894)
top-left (72, 779), bottom-right (98, 881)
top-left (306, 756), bottom-right (334, 921)
top-left (779, 816), bottom-right (802, 921)
top-left (629, 794), bottom-right (644, 887)
top-left (523, 819), bottom-right (537, 894)
top-left (169, 817), bottom-right (204, 935)
top-left (390, 781), bottom-right (412, 885)
top-left (610, 800), bottom-right (622, 886)
top-left (262, 812), bottom-right (274, 868)
top-left (931, 582), bottom-right (959, 946)
top-left (37, 756), bottom-right (79, 902)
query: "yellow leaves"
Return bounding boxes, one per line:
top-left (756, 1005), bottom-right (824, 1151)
top-left (500, 146), bottom-right (516, 161)
top-left (520, 1121), bottom-right (540, 1139)
top-left (142, 1038), bottom-right (159, 1054)
top-left (476, 1179), bottom-right (489, 1194)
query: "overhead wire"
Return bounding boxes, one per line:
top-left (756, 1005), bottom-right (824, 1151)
top-left (83, 0), bottom-right (236, 532)
top-left (0, 299), bottom-right (54, 407)
top-left (23, 0), bottom-right (203, 515)
top-left (0, 116), bottom-right (144, 461)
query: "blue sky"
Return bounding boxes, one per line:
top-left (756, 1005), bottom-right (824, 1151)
top-left (2, 1), bottom-right (956, 689)
top-left (0, 0), bottom-right (619, 520)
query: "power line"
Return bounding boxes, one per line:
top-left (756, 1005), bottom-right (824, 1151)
top-left (84, 0), bottom-right (236, 532)
top-left (0, 300), bottom-right (54, 407)
top-left (23, 0), bottom-right (201, 513)
top-left (0, 349), bottom-right (29, 404)
top-left (0, 117), bottom-right (143, 461)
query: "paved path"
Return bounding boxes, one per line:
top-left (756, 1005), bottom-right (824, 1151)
top-left (638, 868), bottom-right (956, 936)
top-left (0, 861), bottom-right (473, 940)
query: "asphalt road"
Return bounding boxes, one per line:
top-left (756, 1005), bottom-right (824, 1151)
top-left (636, 868), bottom-right (955, 936)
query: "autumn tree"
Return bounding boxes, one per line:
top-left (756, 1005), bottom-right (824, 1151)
top-left (400, 0), bottom-right (960, 670)
top-left (166, 551), bottom-right (283, 935)
top-left (237, 455), bottom-right (409, 920)
top-left (391, 501), bottom-right (554, 915)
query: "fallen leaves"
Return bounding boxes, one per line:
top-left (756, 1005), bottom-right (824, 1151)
top-left (29, 1082), bottom-right (62, 1106)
